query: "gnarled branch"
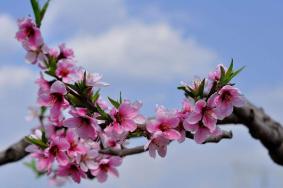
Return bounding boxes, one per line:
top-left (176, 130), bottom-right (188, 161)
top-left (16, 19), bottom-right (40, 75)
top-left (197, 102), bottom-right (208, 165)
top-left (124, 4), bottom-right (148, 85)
top-left (0, 138), bottom-right (29, 165)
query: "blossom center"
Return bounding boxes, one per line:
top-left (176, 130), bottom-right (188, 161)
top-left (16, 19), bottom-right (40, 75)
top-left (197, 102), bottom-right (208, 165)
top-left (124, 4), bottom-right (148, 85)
top-left (51, 93), bottom-right (64, 104)
top-left (220, 91), bottom-right (232, 102)
top-left (159, 124), bottom-right (170, 132)
top-left (59, 68), bottom-right (70, 77)
top-left (99, 163), bottom-right (109, 172)
top-left (25, 26), bottom-right (35, 38)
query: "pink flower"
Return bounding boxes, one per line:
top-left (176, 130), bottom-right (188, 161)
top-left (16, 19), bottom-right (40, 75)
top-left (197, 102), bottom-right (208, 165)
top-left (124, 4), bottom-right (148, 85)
top-left (144, 133), bottom-right (170, 158)
top-left (183, 121), bottom-right (222, 144)
top-left (208, 64), bottom-right (226, 82)
top-left (90, 157), bottom-right (122, 183)
top-left (63, 108), bottom-right (99, 139)
top-left (178, 99), bottom-right (193, 120)
top-left (57, 163), bottom-right (86, 183)
top-left (176, 99), bottom-right (194, 143)
top-left (101, 133), bottom-right (123, 150)
top-left (16, 17), bottom-right (43, 50)
top-left (45, 136), bottom-right (70, 166)
top-left (186, 96), bottom-right (218, 132)
top-left (37, 81), bottom-right (69, 121)
top-left (25, 47), bottom-right (48, 67)
top-left (55, 59), bottom-right (77, 83)
top-left (105, 101), bottom-right (145, 135)
top-left (76, 147), bottom-right (98, 172)
top-left (36, 72), bottom-right (50, 93)
top-left (77, 69), bottom-right (109, 88)
top-left (58, 43), bottom-right (74, 60)
top-left (215, 85), bottom-right (245, 119)
top-left (26, 145), bottom-right (52, 172)
top-left (146, 106), bottom-right (181, 140)
top-left (65, 129), bottom-right (87, 157)
top-left (49, 174), bottom-right (67, 187)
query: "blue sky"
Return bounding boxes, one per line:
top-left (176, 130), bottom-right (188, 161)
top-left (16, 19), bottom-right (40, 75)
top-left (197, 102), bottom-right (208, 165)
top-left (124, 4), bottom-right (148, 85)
top-left (0, 0), bottom-right (283, 187)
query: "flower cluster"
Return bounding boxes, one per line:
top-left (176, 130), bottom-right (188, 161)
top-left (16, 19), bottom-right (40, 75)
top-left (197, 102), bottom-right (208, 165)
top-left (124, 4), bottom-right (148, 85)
top-left (17, 14), bottom-right (245, 186)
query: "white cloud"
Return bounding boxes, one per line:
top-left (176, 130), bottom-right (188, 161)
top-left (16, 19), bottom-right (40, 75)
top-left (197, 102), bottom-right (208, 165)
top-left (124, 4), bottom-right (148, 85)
top-left (0, 66), bottom-right (35, 89)
top-left (41, 0), bottom-right (219, 82)
top-left (43, 0), bottom-right (128, 38)
top-left (247, 86), bottom-right (283, 122)
top-left (0, 14), bottom-right (19, 53)
top-left (68, 22), bottom-right (218, 81)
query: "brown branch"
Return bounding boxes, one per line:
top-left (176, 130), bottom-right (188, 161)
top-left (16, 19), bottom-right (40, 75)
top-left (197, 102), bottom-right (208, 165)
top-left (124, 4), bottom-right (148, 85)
top-left (233, 102), bottom-right (283, 166)
top-left (186, 130), bottom-right (233, 144)
top-left (0, 138), bottom-right (29, 166)
top-left (99, 131), bottom-right (233, 157)
top-left (0, 99), bottom-right (283, 166)
top-left (99, 146), bottom-right (146, 157)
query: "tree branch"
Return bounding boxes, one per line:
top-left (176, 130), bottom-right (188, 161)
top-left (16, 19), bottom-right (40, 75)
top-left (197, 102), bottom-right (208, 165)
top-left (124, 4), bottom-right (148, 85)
top-left (0, 138), bottom-right (29, 166)
top-left (100, 131), bottom-right (233, 157)
top-left (0, 99), bottom-right (283, 166)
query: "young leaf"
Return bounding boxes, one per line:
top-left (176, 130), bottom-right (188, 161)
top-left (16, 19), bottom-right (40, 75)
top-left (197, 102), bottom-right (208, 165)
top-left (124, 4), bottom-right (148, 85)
top-left (230, 66), bottom-right (245, 80)
top-left (119, 91), bottom-right (123, 104)
top-left (226, 59), bottom-right (234, 77)
top-left (108, 97), bottom-right (120, 108)
top-left (30, 0), bottom-right (41, 27)
top-left (40, 0), bottom-right (50, 21)
top-left (92, 90), bottom-right (100, 103)
top-left (197, 79), bottom-right (206, 98)
top-left (25, 136), bottom-right (48, 149)
top-left (24, 160), bottom-right (46, 178)
top-left (96, 104), bottom-right (110, 120)
top-left (219, 65), bottom-right (226, 84)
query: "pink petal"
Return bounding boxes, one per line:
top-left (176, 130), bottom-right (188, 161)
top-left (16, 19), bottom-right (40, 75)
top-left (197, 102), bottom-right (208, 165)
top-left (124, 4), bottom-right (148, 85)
top-left (109, 157), bottom-right (122, 166)
top-left (77, 124), bottom-right (96, 139)
top-left (97, 172), bottom-right (108, 183)
top-left (183, 120), bottom-right (199, 132)
top-left (133, 115), bottom-right (146, 124)
top-left (85, 160), bottom-right (97, 170)
top-left (187, 112), bottom-right (202, 124)
top-left (108, 167), bottom-right (119, 177)
top-left (50, 81), bottom-right (67, 95)
top-left (71, 171), bottom-right (82, 184)
top-left (233, 95), bottom-right (245, 107)
top-left (57, 152), bottom-right (68, 166)
top-left (163, 129), bottom-right (181, 140)
top-left (157, 146), bottom-right (167, 158)
top-left (148, 144), bottom-right (156, 158)
top-left (121, 120), bottom-right (137, 132)
top-left (63, 117), bottom-right (81, 128)
top-left (166, 117), bottom-right (180, 128)
top-left (146, 120), bottom-right (159, 133)
top-left (195, 100), bottom-right (206, 112)
top-left (194, 127), bottom-right (210, 144)
top-left (202, 114), bottom-right (217, 132)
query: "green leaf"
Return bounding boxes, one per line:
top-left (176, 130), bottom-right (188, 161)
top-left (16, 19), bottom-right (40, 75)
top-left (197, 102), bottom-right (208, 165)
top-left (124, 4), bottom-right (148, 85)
top-left (230, 66), bottom-right (245, 80)
top-left (219, 65), bottom-right (226, 84)
top-left (25, 136), bottom-right (48, 149)
top-left (119, 91), bottom-right (123, 104)
top-left (92, 90), bottom-right (100, 103)
top-left (226, 59), bottom-right (234, 77)
top-left (66, 93), bottom-right (82, 107)
top-left (108, 97), bottom-right (120, 108)
top-left (96, 104), bottom-right (110, 120)
top-left (30, 0), bottom-right (41, 27)
top-left (197, 79), bottom-right (206, 98)
top-left (40, 0), bottom-right (50, 21)
top-left (24, 160), bottom-right (46, 178)
top-left (178, 86), bottom-right (196, 99)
